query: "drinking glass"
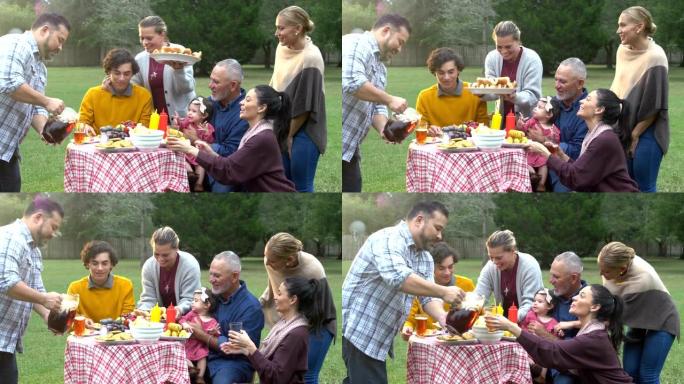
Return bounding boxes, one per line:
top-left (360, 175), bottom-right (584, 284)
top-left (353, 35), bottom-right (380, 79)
top-left (414, 315), bottom-right (428, 336)
top-left (73, 316), bottom-right (86, 336)
top-left (229, 322), bottom-right (243, 333)
top-left (73, 123), bottom-right (86, 144)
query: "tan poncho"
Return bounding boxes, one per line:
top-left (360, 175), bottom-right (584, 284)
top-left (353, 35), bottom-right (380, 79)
top-left (610, 38), bottom-right (669, 153)
top-left (270, 37), bottom-right (327, 154)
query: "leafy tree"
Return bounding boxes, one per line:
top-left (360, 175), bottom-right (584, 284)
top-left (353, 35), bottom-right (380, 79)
top-left (492, 194), bottom-right (605, 267)
top-left (493, 0), bottom-right (605, 76)
top-left (342, 0), bottom-right (377, 33)
top-left (0, 194), bottom-right (33, 226)
top-left (0, 2), bottom-right (34, 34)
top-left (150, 0), bottom-right (262, 75)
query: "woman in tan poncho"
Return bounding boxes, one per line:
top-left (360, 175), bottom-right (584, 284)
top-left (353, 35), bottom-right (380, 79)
top-left (598, 242), bottom-right (679, 383)
top-left (611, 6), bottom-right (668, 192)
top-left (270, 6), bottom-right (327, 192)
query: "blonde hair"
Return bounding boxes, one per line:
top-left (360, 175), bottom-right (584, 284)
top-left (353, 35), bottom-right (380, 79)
top-left (486, 230), bottom-right (517, 252)
top-left (492, 21), bottom-right (521, 42)
top-left (139, 15), bottom-right (167, 36)
top-left (150, 226), bottom-right (179, 249)
top-left (622, 6), bottom-right (657, 36)
top-left (277, 6), bottom-right (315, 34)
top-left (598, 241), bottom-right (635, 270)
top-left (267, 232), bottom-right (303, 261)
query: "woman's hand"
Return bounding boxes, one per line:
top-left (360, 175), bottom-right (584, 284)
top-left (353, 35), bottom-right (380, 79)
top-left (163, 60), bottom-right (187, 70)
top-left (286, 135), bottom-right (294, 158)
top-left (427, 125), bottom-right (442, 137)
top-left (527, 141), bottom-right (551, 158)
top-left (484, 314), bottom-right (521, 337)
top-left (167, 136), bottom-right (198, 157)
top-left (225, 330), bottom-right (257, 355)
top-left (628, 136), bottom-right (639, 158)
top-left (194, 140), bottom-right (217, 156)
top-left (502, 91), bottom-right (517, 103)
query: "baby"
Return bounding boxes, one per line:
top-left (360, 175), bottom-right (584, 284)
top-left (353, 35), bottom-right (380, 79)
top-left (178, 287), bottom-right (219, 384)
top-left (174, 97), bottom-right (215, 192)
top-left (520, 97), bottom-right (560, 191)
top-left (520, 288), bottom-right (559, 334)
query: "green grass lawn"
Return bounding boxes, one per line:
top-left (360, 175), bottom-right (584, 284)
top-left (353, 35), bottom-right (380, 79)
top-left (358, 65), bottom-right (684, 192)
top-left (17, 257), bottom-right (344, 384)
top-left (343, 257), bottom-right (684, 384)
top-left (18, 65), bottom-right (341, 192)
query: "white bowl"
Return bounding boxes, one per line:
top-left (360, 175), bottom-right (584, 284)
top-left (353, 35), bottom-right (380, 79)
top-left (129, 323), bottom-right (164, 343)
top-left (472, 131), bottom-right (505, 150)
top-left (129, 131), bottom-right (163, 149)
top-left (471, 325), bottom-right (503, 344)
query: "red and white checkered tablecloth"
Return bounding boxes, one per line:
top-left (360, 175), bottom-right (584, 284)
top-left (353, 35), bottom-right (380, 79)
top-left (406, 143), bottom-right (532, 192)
top-left (407, 335), bottom-right (532, 384)
top-left (64, 143), bottom-right (190, 192)
top-left (64, 336), bottom-right (190, 384)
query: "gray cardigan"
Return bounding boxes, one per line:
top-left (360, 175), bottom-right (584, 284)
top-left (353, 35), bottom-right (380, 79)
top-left (483, 46), bottom-right (543, 118)
top-left (474, 251), bottom-right (543, 322)
top-left (137, 250), bottom-right (201, 315)
top-left (132, 45), bottom-right (196, 118)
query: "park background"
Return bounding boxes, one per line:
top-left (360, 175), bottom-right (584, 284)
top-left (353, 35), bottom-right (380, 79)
top-left (342, 0), bottom-right (684, 192)
top-left (342, 193), bottom-right (684, 383)
top-left (0, 0), bottom-right (342, 192)
top-left (0, 193), bottom-right (344, 383)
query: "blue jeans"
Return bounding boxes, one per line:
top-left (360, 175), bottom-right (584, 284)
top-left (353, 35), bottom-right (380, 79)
top-left (282, 129), bottom-right (320, 192)
top-left (304, 328), bottom-right (334, 384)
top-left (549, 170), bottom-right (572, 192)
top-left (549, 368), bottom-right (578, 384)
top-left (209, 175), bottom-right (235, 192)
top-left (627, 125), bottom-right (663, 192)
top-left (623, 329), bottom-right (675, 384)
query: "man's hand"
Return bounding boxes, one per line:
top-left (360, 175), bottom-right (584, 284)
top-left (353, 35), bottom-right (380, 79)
top-left (441, 286), bottom-right (465, 305)
top-left (41, 292), bottom-right (62, 312)
top-left (387, 96), bottom-right (407, 114)
top-left (44, 97), bottom-right (65, 115)
top-left (401, 326), bottom-right (413, 341)
top-left (502, 91), bottom-right (517, 104)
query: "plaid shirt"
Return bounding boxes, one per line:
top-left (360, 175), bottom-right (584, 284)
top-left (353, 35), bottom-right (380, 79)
top-left (0, 219), bottom-right (45, 354)
top-left (0, 31), bottom-right (48, 162)
top-left (342, 32), bottom-right (388, 161)
top-left (342, 221), bottom-right (435, 361)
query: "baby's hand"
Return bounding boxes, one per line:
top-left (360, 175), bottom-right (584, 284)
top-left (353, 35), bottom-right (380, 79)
top-left (173, 111), bottom-right (181, 127)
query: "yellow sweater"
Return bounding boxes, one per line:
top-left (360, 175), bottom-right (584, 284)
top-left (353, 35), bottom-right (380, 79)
top-left (415, 83), bottom-right (489, 127)
top-left (67, 274), bottom-right (135, 322)
top-left (403, 274), bottom-right (475, 331)
top-left (78, 84), bottom-right (152, 133)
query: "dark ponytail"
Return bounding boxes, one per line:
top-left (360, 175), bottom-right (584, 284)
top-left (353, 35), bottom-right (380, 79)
top-left (284, 276), bottom-right (325, 333)
top-left (594, 88), bottom-right (627, 138)
top-left (254, 85), bottom-right (291, 154)
top-left (590, 284), bottom-right (624, 351)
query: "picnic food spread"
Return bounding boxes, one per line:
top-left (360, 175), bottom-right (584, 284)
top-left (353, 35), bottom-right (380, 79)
top-left (152, 45), bottom-right (202, 59)
top-left (470, 76), bottom-right (517, 89)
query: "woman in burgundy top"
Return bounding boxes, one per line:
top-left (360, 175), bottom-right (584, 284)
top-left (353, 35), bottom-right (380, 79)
top-left (486, 284), bottom-right (634, 384)
top-left (222, 277), bottom-right (326, 384)
top-left (527, 89), bottom-right (639, 192)
top-left (168, 85), bottom-right (295, 192)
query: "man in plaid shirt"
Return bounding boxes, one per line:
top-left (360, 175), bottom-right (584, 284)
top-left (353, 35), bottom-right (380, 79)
top-left (342, 201), bottom-right (465, 383)
top-left (341, 14), bottom-right (411, 192)
top-left (0, 196), bottom-right (65, 384)
top-left (0, 13), bottom-right (70, 191)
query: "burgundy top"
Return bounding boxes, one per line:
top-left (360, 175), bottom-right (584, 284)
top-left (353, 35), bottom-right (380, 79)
top-left (500, 254), bottom-right (519, 318)
top-left (546, 130), bottom-right (639, 192)
top-left (247, 325), bottom-right (309, 384)
top-left (517, 329), bottom-right (634, 383)
top-left (148, 57), bottom-right (167, 114)
top-left (196, 130), bottom-right (295, 192)
top-left (501, 47), bottom-right (522, 116)
top-left (158, 254), bottom-right (179, 307)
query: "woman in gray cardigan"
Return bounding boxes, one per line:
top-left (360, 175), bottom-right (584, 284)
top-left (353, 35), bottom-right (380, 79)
top-left (137, 226), bottom-right (201, 316)
top-left (474, 230), bottom-right (544, 322)
top-left (483, 21), bottom-right (542, 118)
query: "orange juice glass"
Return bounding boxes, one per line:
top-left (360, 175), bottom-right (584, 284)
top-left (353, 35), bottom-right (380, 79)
top-left (73, 123), bottom-right (86, 144)
top-left (73, 316), bottom-right (86, 336)
top-left (415, 315), bottom-right (428, 336)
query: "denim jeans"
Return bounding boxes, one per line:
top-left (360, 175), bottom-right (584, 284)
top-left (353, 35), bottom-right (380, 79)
top-left (282, 129), bottom-right (320, 192)
top-left (208, 175), bottom-right (235, 192)
top-left (627, 125), bottom-right (663, 192)
top-left (304, 328), bottom-right (334, 384)
top-left (0, 352), bottom-right (18, 384)
top-left (549, 170), bottom-right (571, 192)
top-left (549, 368), bottom-right (578, 384)
top-left (623, 329), bottom-right (675, 384)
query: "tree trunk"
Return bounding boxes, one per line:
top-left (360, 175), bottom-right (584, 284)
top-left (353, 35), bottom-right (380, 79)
top-left (604, 43), bottom-right (614, 70)
top-left (262, 43), bottom-right (272, 70)
top-left (658, 240), bottom-right (667, 257)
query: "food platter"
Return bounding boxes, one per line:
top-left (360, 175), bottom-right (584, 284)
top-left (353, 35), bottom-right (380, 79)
top-left (437, 145), bottom-right (479, 153)
top-left (502, 142), bottom-right (530, 149)
top-left (95, 146), bottom-right (137, 153)
top-left (71, 136), bottom-right (99, 144)
top-left (69, 329), bottom-right (97, 337)
top-left (160, 335), bottom-right (191, 343)
top-left (436, 334), bottom-right (479, 345)
top-left (465, 87), bottom-right (515, 95)
top-left (412, 137), bottom-right (440, 145)
top-left (150, 53), bottom-right (200, 65)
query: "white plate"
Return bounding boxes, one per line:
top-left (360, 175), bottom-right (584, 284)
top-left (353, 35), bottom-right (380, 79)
top-left (412, 137), bottom-right (440, 145)
top-left (437, 146), bottom-right (479, 153)
top-left (502, 142), bottom-right (530, 149)
top-left (435, 337), bottom-right (479, 345)
top-left (150, 53), bottom-right (200, 65)
top-left (160, 335), bottom-right (191, 343)
top-left (465, 87), bottom-right (515, 95)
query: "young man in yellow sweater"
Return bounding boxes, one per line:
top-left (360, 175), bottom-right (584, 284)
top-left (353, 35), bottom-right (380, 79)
top-left (416, 47), bottom-right (489, 136)
top-left (67, 240), bottom-right (135, 323)
top-left (401, 241), bottom-right (475, 339)
top-left (78, 48), bottom-right (152, 134)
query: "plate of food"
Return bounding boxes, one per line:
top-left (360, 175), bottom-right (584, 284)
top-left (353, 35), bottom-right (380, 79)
top-left (465, 77), bottom-right (517, 94)
top-left (71, 136), bottom-right (99, 145)
top-left (501, 330), bottom-right (517, 341)
top-left (150, 47), bottom-right (202, 65)
top-left (160, 334), bottom-right (191, 343)
top-left (412, 136), bottom-right (440, 145)
top-left (69, 329), bottom-right (98, 337)
top-left (95, 331), bottom-right (136, 345)
top-left (95, 139), bottom-right (137, 153)
top-left (502, 142), bottom-right (530, 149)
top-left (437, 139), bottom-right (479, 153)
top-left (436, 333), bottom-right (479, 345)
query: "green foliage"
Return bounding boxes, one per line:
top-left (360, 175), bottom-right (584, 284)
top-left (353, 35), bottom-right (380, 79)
top-left (342, 0), bottom-right (377, 34)
top-left (0, 2), bottom-right (34, 34)
top-left (494, 0), bottom-right (606, 75)
top-left (0, 194), bottom-right (33, 225)
top-left (150, 0), bottom-right (262, 75)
